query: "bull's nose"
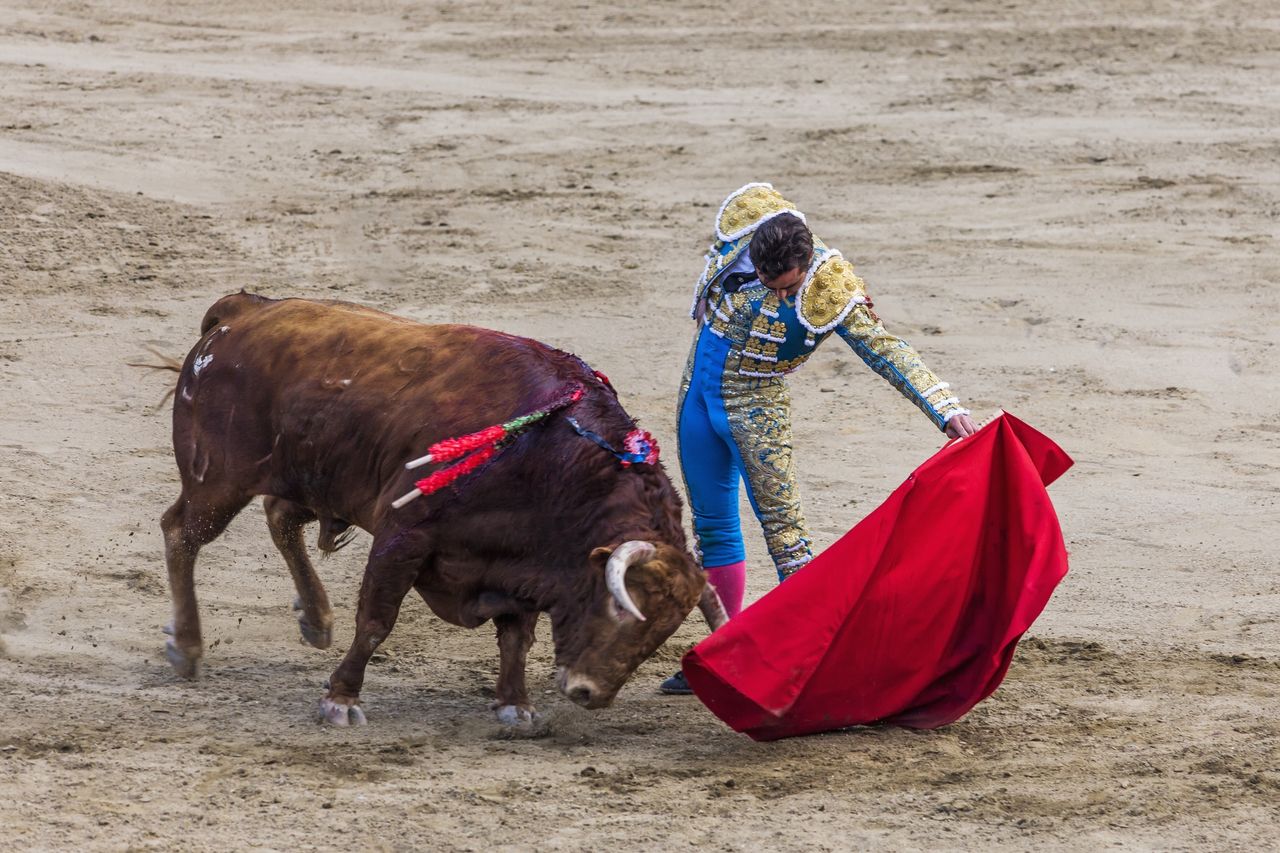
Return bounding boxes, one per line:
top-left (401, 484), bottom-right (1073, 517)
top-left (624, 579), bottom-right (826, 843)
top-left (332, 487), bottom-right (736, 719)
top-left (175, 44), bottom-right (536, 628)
top-left (561, 673), bottom-right (605, 708)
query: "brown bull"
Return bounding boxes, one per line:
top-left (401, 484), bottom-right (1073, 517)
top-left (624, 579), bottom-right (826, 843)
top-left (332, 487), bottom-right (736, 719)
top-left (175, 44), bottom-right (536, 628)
top-left (160, 293), bottom-right (723, 725)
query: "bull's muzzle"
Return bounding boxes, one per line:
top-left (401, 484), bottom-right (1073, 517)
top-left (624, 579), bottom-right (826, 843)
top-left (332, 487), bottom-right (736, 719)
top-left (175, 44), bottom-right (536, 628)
top-left (557, 667), bottom-right (611, 710)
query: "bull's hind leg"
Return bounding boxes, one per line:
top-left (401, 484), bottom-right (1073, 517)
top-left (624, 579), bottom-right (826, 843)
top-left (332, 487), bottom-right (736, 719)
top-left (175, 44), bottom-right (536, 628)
top-left (263, 497), bottom-right (334, 649)
top-left (160, 487), bottom-right (251, 678)
top-left (321, 545), bottom-right (419, 726)
top-left (492, 611), bottom-right (539, 725)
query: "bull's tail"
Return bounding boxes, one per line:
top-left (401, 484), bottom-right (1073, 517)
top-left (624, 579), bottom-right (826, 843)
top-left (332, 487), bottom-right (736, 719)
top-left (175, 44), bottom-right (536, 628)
top-left (126, 346), bottom-right (182, 411)
top-left (125, 345), bottom-right (182, 374)
top-left (199, 289), bottom-right (273, 335)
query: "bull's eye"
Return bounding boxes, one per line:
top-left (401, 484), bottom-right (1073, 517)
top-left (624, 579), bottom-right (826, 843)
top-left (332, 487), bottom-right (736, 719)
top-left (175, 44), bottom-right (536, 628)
top-left (608, 596), bottom-right (639, 624)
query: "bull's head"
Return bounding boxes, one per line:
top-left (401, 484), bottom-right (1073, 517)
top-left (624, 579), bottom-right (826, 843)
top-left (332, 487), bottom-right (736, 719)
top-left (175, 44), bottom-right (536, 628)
top-left (550, 540), bottom-right (704, 709)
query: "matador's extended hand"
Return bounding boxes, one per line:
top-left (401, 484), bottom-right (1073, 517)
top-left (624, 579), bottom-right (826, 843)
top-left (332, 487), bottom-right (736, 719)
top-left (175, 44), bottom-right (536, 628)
top-left (944, 413), bottom-right (980, 439)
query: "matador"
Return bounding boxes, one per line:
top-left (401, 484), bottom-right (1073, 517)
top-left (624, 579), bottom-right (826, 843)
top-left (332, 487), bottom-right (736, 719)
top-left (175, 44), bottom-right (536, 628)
top-left (663, 183), bottom-right (978, 694)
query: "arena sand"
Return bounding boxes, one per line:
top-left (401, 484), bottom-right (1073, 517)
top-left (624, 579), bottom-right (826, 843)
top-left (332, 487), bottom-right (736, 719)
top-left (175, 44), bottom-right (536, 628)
top-left (1, 1), bottom-right (1277, 848)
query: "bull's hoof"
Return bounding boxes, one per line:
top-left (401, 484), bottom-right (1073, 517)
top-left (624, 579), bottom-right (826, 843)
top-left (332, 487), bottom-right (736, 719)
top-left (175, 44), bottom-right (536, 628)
top-left (320, 696), bottom-right (367, 727)
top-left (297, 617), bottom-right (333, 650)
top-left (494, 704), bottom-right (540, 727)
top-left (165, 638), bottom-right (201, 680)
top-left (293, 598), bottom-right (334, 650)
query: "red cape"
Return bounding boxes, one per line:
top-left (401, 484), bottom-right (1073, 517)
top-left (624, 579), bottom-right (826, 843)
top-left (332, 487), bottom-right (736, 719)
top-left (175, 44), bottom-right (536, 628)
top-left (682, 413), bottom-right (1072, 741)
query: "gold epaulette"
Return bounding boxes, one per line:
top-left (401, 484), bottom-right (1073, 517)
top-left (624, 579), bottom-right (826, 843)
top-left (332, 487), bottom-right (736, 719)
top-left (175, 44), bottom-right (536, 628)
top-left (798, 252), bottom-right (868, 334)
top-left (716, 182), bottom-right (805, 242)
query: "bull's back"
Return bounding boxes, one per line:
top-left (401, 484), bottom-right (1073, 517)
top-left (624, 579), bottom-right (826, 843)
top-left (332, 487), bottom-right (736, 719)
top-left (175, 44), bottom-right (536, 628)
top-left (176, 294), bottom-right (581, 522)
top-left (203, 296), bottom-right (565, 410)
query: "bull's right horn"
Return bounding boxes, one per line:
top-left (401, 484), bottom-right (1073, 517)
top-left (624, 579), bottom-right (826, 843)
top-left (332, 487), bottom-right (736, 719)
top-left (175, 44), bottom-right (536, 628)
top-left (605, 541), bottom-right (655, 622)
top-left (698, 585), bottom-right (729, 631)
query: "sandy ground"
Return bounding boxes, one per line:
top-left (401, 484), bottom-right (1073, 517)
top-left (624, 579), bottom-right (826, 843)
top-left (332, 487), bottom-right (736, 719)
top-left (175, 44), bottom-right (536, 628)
top-left (2, 0), bottom-right (1278, 849)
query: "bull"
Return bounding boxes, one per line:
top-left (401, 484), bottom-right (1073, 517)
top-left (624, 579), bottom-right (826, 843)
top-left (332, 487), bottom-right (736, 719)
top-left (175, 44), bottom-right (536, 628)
top-left (158, 292), bottom-right (724, 725)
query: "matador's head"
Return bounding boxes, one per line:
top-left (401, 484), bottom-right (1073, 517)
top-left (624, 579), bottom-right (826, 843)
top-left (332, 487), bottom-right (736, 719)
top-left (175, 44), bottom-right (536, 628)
top-left (750, 212), bottom-right (814, 298)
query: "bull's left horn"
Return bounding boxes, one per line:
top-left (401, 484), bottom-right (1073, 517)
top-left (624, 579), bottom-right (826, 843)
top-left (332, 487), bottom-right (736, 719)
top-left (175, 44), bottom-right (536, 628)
top-left (606, 541), bottom-right (655, 622)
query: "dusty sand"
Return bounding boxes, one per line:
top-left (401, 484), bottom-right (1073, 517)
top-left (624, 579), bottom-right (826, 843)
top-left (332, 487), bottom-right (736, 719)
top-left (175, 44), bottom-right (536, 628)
top-left (1, 1), bottom-right (1278, 849)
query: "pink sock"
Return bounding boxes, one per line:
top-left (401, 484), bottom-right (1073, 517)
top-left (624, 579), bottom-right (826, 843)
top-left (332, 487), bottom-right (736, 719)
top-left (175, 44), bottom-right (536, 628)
top-left (704, 560), bottom-right (747, 619)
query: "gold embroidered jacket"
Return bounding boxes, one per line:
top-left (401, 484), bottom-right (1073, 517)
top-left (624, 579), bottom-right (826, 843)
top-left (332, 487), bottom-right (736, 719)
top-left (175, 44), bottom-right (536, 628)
top-left (690, 183), bottom-right (968, 430)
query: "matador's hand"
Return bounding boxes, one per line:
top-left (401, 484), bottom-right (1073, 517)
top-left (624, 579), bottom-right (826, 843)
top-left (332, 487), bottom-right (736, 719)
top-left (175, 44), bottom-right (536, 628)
top-left (944, 413), bottom-right (980, 439)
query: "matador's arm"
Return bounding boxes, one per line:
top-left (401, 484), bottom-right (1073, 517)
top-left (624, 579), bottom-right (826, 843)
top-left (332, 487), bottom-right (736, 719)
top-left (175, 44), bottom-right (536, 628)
top-left (833, 285), bottom-right (970, 431)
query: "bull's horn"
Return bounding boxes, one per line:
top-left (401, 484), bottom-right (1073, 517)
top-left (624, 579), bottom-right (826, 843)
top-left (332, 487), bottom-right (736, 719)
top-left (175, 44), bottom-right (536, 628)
top-left (698, 584), bottom-right (729, 631)
top-left (605, 541), bottom-right (655, 622)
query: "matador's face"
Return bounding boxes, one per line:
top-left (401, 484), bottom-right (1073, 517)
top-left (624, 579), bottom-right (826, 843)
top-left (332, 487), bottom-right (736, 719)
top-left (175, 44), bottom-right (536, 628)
top-left (759, 265), bottom-right (806, 298)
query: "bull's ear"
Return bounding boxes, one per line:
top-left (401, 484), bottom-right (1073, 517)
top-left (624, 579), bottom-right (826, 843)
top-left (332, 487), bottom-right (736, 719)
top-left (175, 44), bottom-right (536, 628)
top-left (588, 546), bottom-right (614, 571)
top-left (594, 542), bottom-right (654, 622)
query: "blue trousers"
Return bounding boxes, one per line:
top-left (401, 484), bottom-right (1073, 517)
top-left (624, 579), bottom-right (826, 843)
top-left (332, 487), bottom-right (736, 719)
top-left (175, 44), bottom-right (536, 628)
top-left (677, 330), bottom-right (812, 580)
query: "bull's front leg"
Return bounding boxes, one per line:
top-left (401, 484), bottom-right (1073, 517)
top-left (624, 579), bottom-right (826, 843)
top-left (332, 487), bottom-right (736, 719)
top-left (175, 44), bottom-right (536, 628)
top-left (492, 611), bottom-right (538, 726)
top-left (321, 548), bottom-right (418, 726)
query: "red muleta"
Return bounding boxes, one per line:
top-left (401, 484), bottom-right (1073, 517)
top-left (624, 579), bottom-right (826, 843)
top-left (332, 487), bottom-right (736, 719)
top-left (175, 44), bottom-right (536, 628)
top-left (682, 413), bottom-right (1073, 740)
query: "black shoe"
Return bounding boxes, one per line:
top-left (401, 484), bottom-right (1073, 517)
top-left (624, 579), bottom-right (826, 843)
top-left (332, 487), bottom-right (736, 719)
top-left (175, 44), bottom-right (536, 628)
top-left (659, 670), bottom-right (693, 695)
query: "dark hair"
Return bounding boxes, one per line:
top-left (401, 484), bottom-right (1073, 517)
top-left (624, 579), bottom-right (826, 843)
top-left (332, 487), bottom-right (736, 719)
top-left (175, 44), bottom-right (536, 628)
top-left (749, 213), bottom-right (813, 281)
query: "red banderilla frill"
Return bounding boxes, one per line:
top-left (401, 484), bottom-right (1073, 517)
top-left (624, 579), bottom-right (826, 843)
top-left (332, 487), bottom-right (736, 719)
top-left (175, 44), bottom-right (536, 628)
top-left (392, 384), bottom-right (584, 509)
top-left (405, 444), bottom-right (498, 500)
top-left (406, 425), bottom-right (506, 467)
